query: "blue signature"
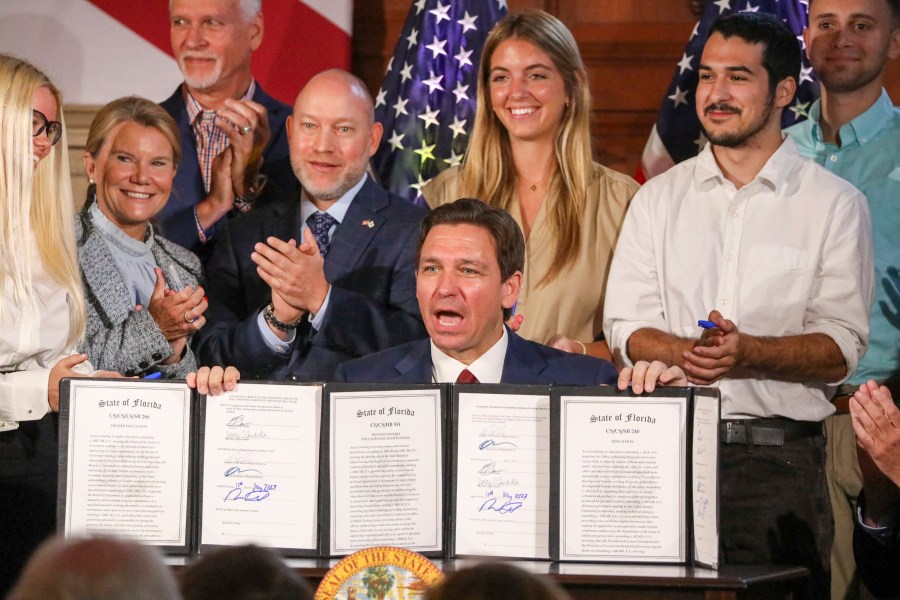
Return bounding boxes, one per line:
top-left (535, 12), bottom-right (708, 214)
top-left (224, 466), bottom-right (263, 477)
top-left (224, 482), bottom-right (276, 502)
top-left (226, 415), bottom-right (252, 428)
top-left (478, 439), bottom-right (517, 450)
top-left (479, 497), bottom-right (523, 514)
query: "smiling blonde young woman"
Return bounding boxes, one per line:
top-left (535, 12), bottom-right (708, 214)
top-left (423, 10), bottom-right (639, 362)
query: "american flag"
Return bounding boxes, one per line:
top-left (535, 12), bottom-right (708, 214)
top-left (637, 0), bottom-right (818, 182)
top-left (372, 0), bottom-right (507, 205)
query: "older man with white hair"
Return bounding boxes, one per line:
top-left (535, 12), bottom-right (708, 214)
top-left (159, 0), bottom-right (298, 255)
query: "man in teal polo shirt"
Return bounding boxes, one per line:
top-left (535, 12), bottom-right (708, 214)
top-left (785, 0), bottom-right (900, 596)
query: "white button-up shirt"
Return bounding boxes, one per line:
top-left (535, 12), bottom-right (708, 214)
top-left (430, 327), bottom-right (509, 384)
top-left (604, 137), bottom-right (874, 420)
top-left (1, 244), bottom-right (94, 431)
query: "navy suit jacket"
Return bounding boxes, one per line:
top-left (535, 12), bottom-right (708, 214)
top-left (195, 176), bottom-right (429, 381)
top-left (335, 328), bottom-right (619, 385)
top-left (853, 493), bottom-right (900, 598)
top-left (158, 83), bottom-right (297, 254)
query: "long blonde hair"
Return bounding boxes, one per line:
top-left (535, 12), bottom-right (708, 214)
top-left (0, 54), bottom-right (85, 346)
top-left (458, 10), bottom-right (593, 285)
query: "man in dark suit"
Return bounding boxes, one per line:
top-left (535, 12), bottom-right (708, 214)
top-left (337, 198), bottom-right (685, 389)
top-left (195, 69), bottom-right (428, 381)
top-left (849, 381), bottom-right (900, 598)
top-left (159, 0), bottom-right (299, 255)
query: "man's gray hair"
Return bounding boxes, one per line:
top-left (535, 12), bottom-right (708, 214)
top-left (169, 0), bottom-right (262, 22)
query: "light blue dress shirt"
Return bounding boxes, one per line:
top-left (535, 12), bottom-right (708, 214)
top-left (89, 202), bottom-right (158, 307)
top-left (787, 90), bottom-right (900, 385)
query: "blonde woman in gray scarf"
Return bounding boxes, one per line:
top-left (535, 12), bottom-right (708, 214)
top-left (77, 95), bottom-right (208, 379)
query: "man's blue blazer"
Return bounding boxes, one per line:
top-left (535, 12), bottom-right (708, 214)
top-left (158, 83), bottom-right (298, 254)
top-left (335, 328), bottom-right (619, 385)
top-left (195, 176), bottom-right (428, 381)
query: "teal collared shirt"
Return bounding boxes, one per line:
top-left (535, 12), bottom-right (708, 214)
top-left (786, 90), bottom-right (900, 385)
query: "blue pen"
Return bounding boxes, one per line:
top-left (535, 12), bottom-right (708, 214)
top-left (697, 320), bottom-right (717, 329)
top-left (143, 371), bottom-right (162, 380)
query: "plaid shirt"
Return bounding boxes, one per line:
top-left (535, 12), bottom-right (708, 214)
top-left (184, 80), bottom-right (256, 193)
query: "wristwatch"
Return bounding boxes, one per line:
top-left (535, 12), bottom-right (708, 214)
top-left (234, 173), bottom-right (268, 214)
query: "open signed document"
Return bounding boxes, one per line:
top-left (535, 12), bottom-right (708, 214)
top-left (451, 386), bottom-right (552, 559)
top-left (551, 387), bottom-right (720, 567)
top-left (61, 379), bottom-right (193, 551)
top-left (199, 383), bottom-right (321, 555)
top-left (327, 385), bottom-right (444, 557)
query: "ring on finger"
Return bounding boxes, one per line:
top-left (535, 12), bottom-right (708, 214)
top-left (239, 125), bottom-right (251, 135)
top-left (184, 311), bottom-right (197, 324)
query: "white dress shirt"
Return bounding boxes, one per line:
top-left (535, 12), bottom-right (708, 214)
top-left (1, 241), bottom-right (95, 431)
top-left (604, 137), bottom-right (874, 420)
top-left (430, 327), bottom-right (509, 384)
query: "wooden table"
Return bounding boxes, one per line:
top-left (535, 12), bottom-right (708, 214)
top-left (287, 559), bottom-right (810, 600)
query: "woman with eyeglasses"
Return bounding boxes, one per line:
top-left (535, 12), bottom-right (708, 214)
top-left (0, 60), bottom-right (237, 590)
top-left (0, 54), bottom-right (120, 592)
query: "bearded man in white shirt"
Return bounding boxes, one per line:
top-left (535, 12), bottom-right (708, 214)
top-left (604, 13), bottom-right (874, 599)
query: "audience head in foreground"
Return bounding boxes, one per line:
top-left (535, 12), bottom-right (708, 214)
top-left (424, 562), bottom-right (571, 600)
top-left (180, 544), bottom-right (313, 600)
top-left (7, 536), bottom-right (180, 600)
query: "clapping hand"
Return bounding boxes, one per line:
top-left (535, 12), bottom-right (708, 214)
top-left (216, 98), bottom-right (270, 196)
top-left (146, 268), bottom-right (207, 341)
top-left (252, 229), bottom-right (329, 324)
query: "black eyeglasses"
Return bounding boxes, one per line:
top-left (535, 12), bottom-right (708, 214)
top-left (32, 110), bottom-right (62, 146)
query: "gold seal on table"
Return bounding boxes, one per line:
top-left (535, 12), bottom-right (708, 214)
top-left (315, 546), bottom-right (443, 600)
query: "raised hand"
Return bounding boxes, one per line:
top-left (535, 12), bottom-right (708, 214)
top-left (146, 268), bottom-right (207, 341)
